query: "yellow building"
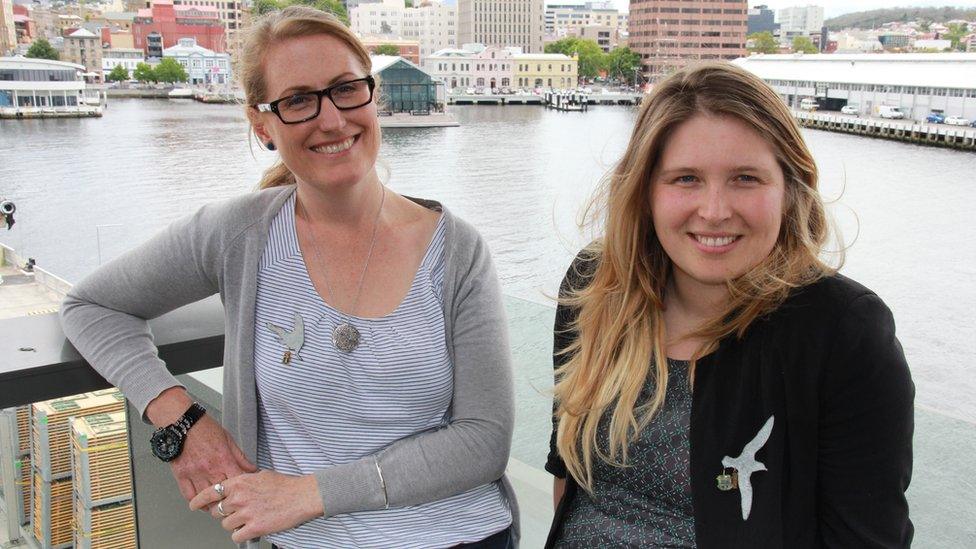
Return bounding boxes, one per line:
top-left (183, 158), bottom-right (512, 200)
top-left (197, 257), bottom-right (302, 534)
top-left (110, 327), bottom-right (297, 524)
top-left (513, 53), bottom-right (577, 90)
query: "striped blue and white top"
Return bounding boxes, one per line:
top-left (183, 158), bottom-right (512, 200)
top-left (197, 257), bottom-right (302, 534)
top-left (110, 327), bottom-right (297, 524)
top-left (253, 194), bottom-right (512, 548)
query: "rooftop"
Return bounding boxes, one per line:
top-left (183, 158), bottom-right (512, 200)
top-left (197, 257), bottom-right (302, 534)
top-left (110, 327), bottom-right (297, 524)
top-left (733, 53), bottom-right (976, 89)
top-left (0, 56), bottom-right (85, 71)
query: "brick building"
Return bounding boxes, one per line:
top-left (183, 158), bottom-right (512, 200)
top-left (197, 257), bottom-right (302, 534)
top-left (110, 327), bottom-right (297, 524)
top-left (133, 0), bottom-right (225, 55)
top-left (628, 0), bottom-right (747, 80)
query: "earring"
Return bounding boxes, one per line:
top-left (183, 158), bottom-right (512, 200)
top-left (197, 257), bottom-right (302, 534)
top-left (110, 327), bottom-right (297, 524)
top-left (266, 141), bottom-right (276, 151)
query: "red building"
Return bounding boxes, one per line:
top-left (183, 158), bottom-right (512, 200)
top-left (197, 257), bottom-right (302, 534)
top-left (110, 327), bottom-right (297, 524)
top-left (628, 0), bottom-right (748, 81)
top-left (132, 0), bottom-right (225, 54)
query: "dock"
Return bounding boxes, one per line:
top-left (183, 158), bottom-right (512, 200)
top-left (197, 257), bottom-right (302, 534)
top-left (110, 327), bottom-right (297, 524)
top-left (0, 106), bottom-right (102, 119)
top-left (794, 111), bottom-right (976, 152)
top-left (379, 111), bottom-right (459, 128)
top-left (446, 91), bottom-right (643, 107)
top-left (544, 90), bottom-right (589, 112)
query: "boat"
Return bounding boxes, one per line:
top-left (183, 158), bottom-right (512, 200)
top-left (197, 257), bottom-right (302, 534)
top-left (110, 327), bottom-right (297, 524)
top-left (167, 87), bottom-right (194, 99)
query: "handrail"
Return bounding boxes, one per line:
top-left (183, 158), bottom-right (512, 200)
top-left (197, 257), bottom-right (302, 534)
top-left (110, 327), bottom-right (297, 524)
top-left (0, 296), bottom-right (225, 409)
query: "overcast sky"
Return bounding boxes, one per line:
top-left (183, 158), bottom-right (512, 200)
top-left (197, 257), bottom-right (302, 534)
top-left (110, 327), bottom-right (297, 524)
top-left (607, 1), bottom-right (976, 18)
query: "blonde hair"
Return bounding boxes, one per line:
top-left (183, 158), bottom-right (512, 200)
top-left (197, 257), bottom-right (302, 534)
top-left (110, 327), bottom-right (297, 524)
top-left (554, 62), bottom-right (837, 491)
top-left (238, 6), bottom-right (373, 189)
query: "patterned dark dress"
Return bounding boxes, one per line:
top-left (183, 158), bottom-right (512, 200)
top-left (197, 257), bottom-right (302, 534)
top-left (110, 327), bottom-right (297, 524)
top-left (554, 359), bottom-right (696, 548)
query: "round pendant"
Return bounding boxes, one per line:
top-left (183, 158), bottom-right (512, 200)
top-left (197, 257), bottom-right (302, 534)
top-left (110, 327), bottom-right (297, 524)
top-left (332, 322), bottom-right (360, 353)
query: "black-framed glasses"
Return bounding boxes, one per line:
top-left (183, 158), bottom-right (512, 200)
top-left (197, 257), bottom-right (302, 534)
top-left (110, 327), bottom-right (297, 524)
top-left (254, 75), bottom-right (375, 124)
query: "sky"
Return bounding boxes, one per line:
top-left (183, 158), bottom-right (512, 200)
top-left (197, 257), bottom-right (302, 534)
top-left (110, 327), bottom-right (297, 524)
top-left (606, 1), bottom-right (976, 18)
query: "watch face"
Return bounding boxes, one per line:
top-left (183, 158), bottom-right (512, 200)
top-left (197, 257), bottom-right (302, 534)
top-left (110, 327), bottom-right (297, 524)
top-left (150, 427), bottom-right (183, 462)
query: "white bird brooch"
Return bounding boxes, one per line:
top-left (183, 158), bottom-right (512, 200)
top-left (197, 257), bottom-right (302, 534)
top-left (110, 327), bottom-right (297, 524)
top-left (720, 415), bottom-right (774, 520)
top-left (266, 312), bottom-right (305, 365)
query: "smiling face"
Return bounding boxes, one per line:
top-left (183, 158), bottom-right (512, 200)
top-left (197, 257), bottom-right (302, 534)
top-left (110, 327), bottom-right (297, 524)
top-left (650, 113), bottom-right (786, 294)
top-left (250, 33), bottom-right (380, 191)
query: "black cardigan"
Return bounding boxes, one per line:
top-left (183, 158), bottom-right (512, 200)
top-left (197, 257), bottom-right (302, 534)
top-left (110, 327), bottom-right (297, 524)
top-left (545, 254), bottom-right (914, 548)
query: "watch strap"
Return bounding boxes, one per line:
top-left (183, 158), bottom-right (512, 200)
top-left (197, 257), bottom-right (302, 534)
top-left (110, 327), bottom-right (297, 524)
top-left (172, 402), bottom-right (206, 436)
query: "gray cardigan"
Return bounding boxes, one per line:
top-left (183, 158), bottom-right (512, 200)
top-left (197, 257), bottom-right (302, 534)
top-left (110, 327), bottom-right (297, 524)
top-left (60, 184), bottom-right (519, 544)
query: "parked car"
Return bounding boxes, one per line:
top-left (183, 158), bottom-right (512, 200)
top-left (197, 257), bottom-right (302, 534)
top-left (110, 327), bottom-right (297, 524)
top-left (926, 112), bottom-right (946, 124)
top-left (970, 119), bottom-right (976, 128)
top-left (499, 86), bottom-right (512, 94)
top-left (841, 104), bottom-right (859, 115)
top-left (944, 115), bottom-right (971, 126)
top-left (464, 87), bottom-right (475, 95)
top-left (877, 105), bottom-right (905, 119)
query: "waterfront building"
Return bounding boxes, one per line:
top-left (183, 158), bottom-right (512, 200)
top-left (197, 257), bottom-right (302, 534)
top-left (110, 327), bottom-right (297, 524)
top-left (878, 33), bottom-right (910, 51)
top-left (170, 0), bottom-right (247, 50)
top-left (628, 0), bottom-right (748, 80)
top-left (12, 11), bottom-right (33, 45)
top-left (0, 56), bottom-right (100, 113)
top-left (578, 24), bottom-right (619, 52)
top-left (0, 0), bottom-right (14, 55)
top-left (361, 37), bottom-right (421, 65)
top-left (351, 0), bottom-right (457, 64)
top-left (457, 0), bottom-right (544, 53)
top-left (371, 54), bottom-right (443, 112)
top-left (775, 5), bottom-right (823, 41)
top-left (545, 2), bottom-right (628, 38)
top-left (513, 52), bottom-right (577, 89)
top-left (351, 0), bottom-right (405, 39)
top-left (133, 0), bottom-right (226, 54)
top-left (102, 47), bottom-right (144, 79)
top-left (425, 43), bottom-right (514, 90)
top-left (26, 7), bottom-right (57, 41)
top-left (914, 39), bottom-right (952, 52)
top-left (63, 28), bottom-right (103, 81)
top-left (830, 31), bottom-right (882, 53)
top-left (162, 37), bottom-right (231, 85)
top-left (100, 26), bottom-right (137, 49)
top-left (402, 1), bottom-right (457, 61)
top-left (56, 14), bottom-right (84, 36)
top-left (90, 12), bottom-right (137, 32)
top-left (747, 4), bottom-right (778, 36)
top-left (733, 53), bottom-right (976, 122)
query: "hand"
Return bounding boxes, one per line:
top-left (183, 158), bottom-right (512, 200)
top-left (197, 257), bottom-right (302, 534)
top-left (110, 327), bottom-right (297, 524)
top-left (189, 470), bottom-right (324, 543)
top-left (146, 388), bottom-right (257, 505)
top-left (170, 414), bottom-right (257, 504)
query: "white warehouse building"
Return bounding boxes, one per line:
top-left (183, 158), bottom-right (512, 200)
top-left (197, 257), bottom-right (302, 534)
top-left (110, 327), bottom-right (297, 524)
top-left (733, 53), bottom-right (976, 122)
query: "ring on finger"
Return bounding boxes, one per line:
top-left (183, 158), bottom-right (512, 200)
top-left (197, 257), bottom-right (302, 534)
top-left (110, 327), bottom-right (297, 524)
top-left (214, 482), bottom-right (225, 498)
top-left (216, 500), bottom-right (230, 518)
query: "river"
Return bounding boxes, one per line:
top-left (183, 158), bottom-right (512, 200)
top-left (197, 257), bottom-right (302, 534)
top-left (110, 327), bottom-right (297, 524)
top-left (1, 98), bottom-right (973, 424)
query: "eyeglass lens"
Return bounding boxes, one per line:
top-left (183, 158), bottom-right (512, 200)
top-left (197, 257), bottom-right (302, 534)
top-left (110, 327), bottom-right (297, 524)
top-left (277, 80), bottom-right (372, 122)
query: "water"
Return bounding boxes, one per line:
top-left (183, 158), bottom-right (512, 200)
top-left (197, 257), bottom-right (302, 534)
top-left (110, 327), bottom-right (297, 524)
top-left (1, 99), bottom-right (974, 424)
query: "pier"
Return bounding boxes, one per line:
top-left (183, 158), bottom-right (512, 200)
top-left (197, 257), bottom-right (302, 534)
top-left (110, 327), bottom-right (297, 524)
top-left (794, 111), bottom-right (976, 152)
top-left (446, 91), bottom-right (642, 106)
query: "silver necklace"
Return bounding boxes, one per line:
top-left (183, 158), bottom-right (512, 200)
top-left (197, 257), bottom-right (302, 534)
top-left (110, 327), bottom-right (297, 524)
top-left (298, 187), bottom-right (385, 353)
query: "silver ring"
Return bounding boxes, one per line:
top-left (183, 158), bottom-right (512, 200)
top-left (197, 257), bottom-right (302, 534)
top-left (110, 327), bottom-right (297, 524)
top-left (214, 483), bottom-right (225, 498)
top-left (216, 500), bottom-right (229, 517)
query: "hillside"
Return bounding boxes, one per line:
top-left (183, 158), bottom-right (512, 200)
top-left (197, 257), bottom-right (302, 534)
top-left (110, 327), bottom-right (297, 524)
top-left (824, 7), bottom-right (976, 30)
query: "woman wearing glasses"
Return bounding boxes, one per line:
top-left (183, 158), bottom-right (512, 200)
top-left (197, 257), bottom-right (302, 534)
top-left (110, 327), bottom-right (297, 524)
top-left (61, 6), bottom-right (516, 548)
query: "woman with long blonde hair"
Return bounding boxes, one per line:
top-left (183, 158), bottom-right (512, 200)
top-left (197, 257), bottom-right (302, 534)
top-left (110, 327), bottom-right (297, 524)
top-left (545, 62), bottom-right (914, 547)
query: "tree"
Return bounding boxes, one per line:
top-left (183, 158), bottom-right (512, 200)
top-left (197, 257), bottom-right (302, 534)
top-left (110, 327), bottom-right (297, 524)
top-left (287, 0), bottom-right (349, 25)
top-left (605, 46), bottom-right (641, 84)
top-left (26, 38), bottom-right (59, 61)
top-left (251, 0), bottom-right (348, 24)
top-left (106, 64), bottom-right (130, 82)
top-left (154, 58), bottom-right (189, 83)
top-left (132, 62), bottom-right (157, 83)
top-left (747, 31), bottom-right (779, 54)
top-left (945, 22), bottom-right (969, 51)
top-left (545, 37), bottom-right (606, 80)
top-left (792, 36), bottom-right (819, 54)
top-left (374, 44), bottom-right (399, 56)
top-left (252, 0), bottom-right (280, 15)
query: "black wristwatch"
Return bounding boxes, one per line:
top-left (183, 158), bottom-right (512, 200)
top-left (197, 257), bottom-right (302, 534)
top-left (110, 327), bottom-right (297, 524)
top-left (149, 402), bottom-right (206, 462)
